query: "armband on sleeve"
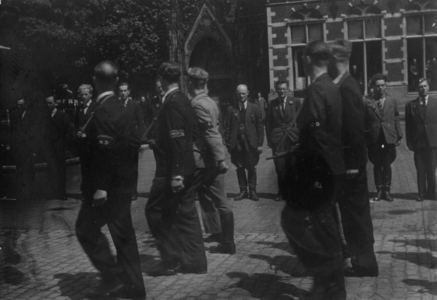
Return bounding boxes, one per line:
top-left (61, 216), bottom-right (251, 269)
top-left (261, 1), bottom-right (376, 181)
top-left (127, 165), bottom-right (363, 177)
top-left (169, 129), bottom-right (185, 139)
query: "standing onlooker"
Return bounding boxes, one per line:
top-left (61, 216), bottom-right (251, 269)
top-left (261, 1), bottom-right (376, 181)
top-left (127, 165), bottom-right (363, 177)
top-left (256, 92), bottom-right (267, 123)
top-left (265, 80), bottom-right (300, 202)
top-left (224, 84), bottom-right (264, 201)
top-left (145, 61), bottom-right (207, 276)
top-left (281, 41), bottom-right (346, 300)
top-left (405, 78), bottom-right (437, 201)
top-left (46, 96), bottom-right (74, 200)
top-left (187, 67), bottom-right (236, 254)
top-left (329, 39), bottom-right (378, 277)
top-left (77, 84), bottom-right (95, 129)
top-left (366, 74), bottom-right (402, 202)
top-left (119, 82), bottom-right (145, 200)
top-left (75, 61), bottom-right (145, 299)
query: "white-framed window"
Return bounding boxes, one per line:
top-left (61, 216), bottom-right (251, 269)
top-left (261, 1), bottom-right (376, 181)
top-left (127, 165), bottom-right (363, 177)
top-left (405, 12), bottom-right (437, 92)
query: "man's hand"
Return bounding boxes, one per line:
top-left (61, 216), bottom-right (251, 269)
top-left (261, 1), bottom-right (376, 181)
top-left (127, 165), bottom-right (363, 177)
top-left (257, 147), bottom-right (263, 154)
top-left (345, 169), bottom-right (359, 180)
top-left (171, 176), bottom-right (184, 193)
top-left (77, 131), bottom-right (86, 138)
top-left (395, 139), bottom-right (402, 146)
top-left (217, 161), bottom-right (229, 174)
top-left (93, 189), bottom-right (107, 207)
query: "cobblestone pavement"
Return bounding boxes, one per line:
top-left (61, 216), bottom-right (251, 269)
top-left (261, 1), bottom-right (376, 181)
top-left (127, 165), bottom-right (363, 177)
top-left (0, 123), bottom-right (436, 300)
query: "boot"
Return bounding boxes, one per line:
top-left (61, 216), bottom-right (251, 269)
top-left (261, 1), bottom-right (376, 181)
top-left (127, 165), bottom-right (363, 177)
top-left (373, 187), bottom-right (383, 201)
top-left (249, 188), bottom-right (259, 201)
top-left (384, 187), bottom-right (393, 202)
top-left (210, 211), bottom-right (236, 254)
top-left (234, 189), bottom-right (248, 201)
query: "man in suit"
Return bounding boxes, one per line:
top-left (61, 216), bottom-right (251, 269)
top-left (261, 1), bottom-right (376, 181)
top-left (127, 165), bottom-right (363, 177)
top-left (405, 78), bottom-right (437, 201)
top-left (46, 96), bottom-right (74, 200)
top-left (187, 67), bottom-right (236, 254)
top-left (77, 84), bottom-right (95, 129)
top-left (366, 73), bottom-right (402, 202)
top-left (145, 61), bottom-right (207, 276)
top-left (75, 61), bottom-right (145, 299)
top-left (119, 82), bottom-right (146, 200)
top-left (329, 39), bottom-right (378, 277)
top-left (265, 80), bottom-right (300, 201)
top-left (224, 84), bottom-right (264, 201)
top-left (281, 41), bottom-right (346, 300)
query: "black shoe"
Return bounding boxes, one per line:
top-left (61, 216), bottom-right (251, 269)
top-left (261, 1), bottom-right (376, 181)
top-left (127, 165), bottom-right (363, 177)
top-left (249, 190), bottom-right (259, 201)
top-left (131, 193), bottom-right (138, 201)
top-left (275, 194), bottom-right (284, 201)
top-left (372, 189), bottom-right (383, 202)
top-left (204, 233), bottom-right (223, 243)
top-left (210, 243), bottom-right (236, 254)
top-left (173, 264), bottom-right (207, 274)
top-left (344, 266), bottom-right (379, 277)
top-left (107, 284), bottom-right (146, 299)
top-left (86, 275), bottom-right (117, 298)
top-left (234, 190), bottom-right (248, 201)
top-left (384, 189), bottom-right (393, 202)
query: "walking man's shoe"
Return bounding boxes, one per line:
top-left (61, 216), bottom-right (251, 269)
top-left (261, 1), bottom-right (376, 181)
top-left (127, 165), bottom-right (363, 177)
top-left (234, 190), bottom-right (248, 201)
top-left (210, 243), bottom-right (236, 255)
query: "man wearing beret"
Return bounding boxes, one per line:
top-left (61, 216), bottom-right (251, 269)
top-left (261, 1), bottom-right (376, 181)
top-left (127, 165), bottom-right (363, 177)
top-left (187, 67), bottom-right (236, 254)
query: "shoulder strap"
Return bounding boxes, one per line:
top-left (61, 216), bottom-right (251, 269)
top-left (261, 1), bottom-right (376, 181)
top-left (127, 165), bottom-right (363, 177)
top-left (79, 94), bottom-right (112, 133)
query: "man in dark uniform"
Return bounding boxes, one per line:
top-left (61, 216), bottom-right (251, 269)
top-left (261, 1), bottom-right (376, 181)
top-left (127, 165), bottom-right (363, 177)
top-left (405, 78), bottom-right (437, 201)
top-left (224, 84), bottom-right (264, 201)
top-left (187, 67), bottom-right (236, 254)
top-left (145, 61), bottom-right (207, 276)
top-left (119, 82), bottom-right (146, 200)
top-left (366, 73), bottom-right (402, 202)
top-left (281, 41), bottom-right (346, 300)
top-left (75, 61), bottom-right (145, 299)
top-left (77, 84), bottom-right (95, 129)
top-left (329, 39), bottom-right (379, 277)
top-left (46, 96), bottom-right (74, 200)
top-left (265, 79), bottom-right (300, 202)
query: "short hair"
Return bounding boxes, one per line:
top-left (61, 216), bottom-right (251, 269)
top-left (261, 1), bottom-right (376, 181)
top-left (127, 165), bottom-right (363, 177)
top-left (370, 73), bottom-right (388, 86)
top-left (275, 79), bottom-right (288, 88)
top-left (157, 61), bottom-right (181, 84)
top-left (46, 96), bottom-right (55, 102)
top-left (330, 39), bottom-right (352, 61)
top-left (187, 67), bottom-right (208, 89)
top-left (304, 41), bottom-right (332, 66)
top-left (78, 84), bottom-right (93, 94)
top-left (119, 82), bottom-right (129, 89)
top-left (93, 60), bottom-right (118, 87)
top-left (418, 77), bottom-right (428, 85)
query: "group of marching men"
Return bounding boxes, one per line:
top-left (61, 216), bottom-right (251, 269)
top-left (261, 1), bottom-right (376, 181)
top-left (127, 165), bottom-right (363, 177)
top-left (43, 37), bottom-right (435, 299)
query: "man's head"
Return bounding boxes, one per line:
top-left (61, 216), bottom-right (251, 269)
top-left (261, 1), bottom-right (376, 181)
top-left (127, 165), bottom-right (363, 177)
top-left (46, 96), bottom-right (56, 112)
top-left (303, 40), bottom-right (332, 77)
top-left (370, 73), bottom-right (388, 99)
top-left (157, 61), bottom-right (181, 91)
top-left (93, 61), bottom-right (119, 93)
top-left (275, 80), bottom-right (288, 99)
top-left (328, 39), bottom-right (351, 77)
top-left (187, 67), bottom-right (209, 93)
top-left (119, 82), bottom-right (130, 101)
top-left (417, 78), bottom-right (429, 98)
top-left (236, 84), bottom-right (249, 104)
top-left (78, 84), bottom-right (93, 104)
top-left (155, 79), bottom-right (165, 97)
top-left (17, 99), bottom-right (26, 111)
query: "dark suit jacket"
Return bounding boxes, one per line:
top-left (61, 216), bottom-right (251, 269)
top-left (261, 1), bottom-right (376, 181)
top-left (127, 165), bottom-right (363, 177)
top-left (143, 94), bottom-right (162, 141)
top-left (83, 93), bottom-right (139, 195)
top-left (224, 101), bottom-right (264, 150)
top-left (265, 96), bottom-right (301, 147)
top-left (365, 96), bottom-right (402, 145)
top-left (405, 95), bottom-right (437, 150)
top-left (336, 73), bottom-right (368, 169)
top-left (124, 98), bottom-right (146, 141)
top-left (48, 110), bottom-right (74, 156)
top-left (77, 101), bottom-right (96, 129)
top-left (155, 89), bottom-right (196, 177)
top-left (10, 108), bottom-right (45, 158)
top-left (296, 73), bottom-right (345, 176)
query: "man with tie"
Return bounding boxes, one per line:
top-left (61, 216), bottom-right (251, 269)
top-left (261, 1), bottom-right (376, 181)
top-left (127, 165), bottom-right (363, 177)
top-left (77, 84), bottom-right (95, 128)
top-left (119, 82), bottom-right (145, 200)
top-left (366, 73), bottom-right (403, 202)
top-left (265, 80), bottom-right (300, 201)
top-left (405, 78), bottom-right (437, 201)
top-left (224, 84), bottom-right (264, 201)
top-left (46, 96), bottom-right (74, 200)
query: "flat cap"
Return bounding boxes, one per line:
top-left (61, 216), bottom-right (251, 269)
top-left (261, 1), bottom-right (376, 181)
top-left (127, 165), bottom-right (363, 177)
top-left (187, 67), bottom-right (209, 80)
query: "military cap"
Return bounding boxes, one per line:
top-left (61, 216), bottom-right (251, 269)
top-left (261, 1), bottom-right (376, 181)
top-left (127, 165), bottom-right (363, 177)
top-left (187, 67), bottom-right (209, 81)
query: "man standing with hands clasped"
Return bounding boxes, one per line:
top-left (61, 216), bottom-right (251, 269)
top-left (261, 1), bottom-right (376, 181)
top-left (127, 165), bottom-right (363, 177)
top-left (224, 84), bottom-right (264, 201)
top-left (405, 78), bottom-right (437, 201)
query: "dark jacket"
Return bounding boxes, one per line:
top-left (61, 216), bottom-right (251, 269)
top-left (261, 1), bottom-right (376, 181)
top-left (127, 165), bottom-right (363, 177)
top-left (336, 72), bottom-right (368, 169)
top-left (405, 95), bottom-right (437, 150)
top-left (124, 98), bottom-right (146, 141)
top-left (296, 73), bottom-right (345, 176)
top-left (77, 101), bottom-right (96, 129)
top-left (47, 109), bottom-right (74, 156)
top-left (143, 94), bottom-right (162, 141)
top-left (155, 89), bottom-right (196, 177)
top-left (224, 101), bottom-right (264, 150)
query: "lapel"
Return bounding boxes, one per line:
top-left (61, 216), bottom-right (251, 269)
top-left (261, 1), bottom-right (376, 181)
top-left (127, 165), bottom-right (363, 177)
top-left (381, 98), bottom-right (389, 117)
top-left (425, 95), bottom-right (436, 120)
top-left (412, 97), bottom-right (425, 121)
top-left (369, 99), bottom-right (383, 121)
top-left (245, 102), bottom-right (252, 124)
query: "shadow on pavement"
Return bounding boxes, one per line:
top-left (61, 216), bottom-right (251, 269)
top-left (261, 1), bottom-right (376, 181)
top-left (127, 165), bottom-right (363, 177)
top-left (402, 279), bottom-right (437, 296)
top-left (389, 238), bottom-right (436, 252)
top-left (226, 271), bottom-right (308, 299)
top-left (249, 254), bottom-right (306, 277)
top-left (392, 252), bottom-right (435, 269)
top-left (54, 272), bottom-right (99, 300)
top-left (256, 241), bottom-right (293, 253)
top-left (226, 193), bottom-right (277, 200)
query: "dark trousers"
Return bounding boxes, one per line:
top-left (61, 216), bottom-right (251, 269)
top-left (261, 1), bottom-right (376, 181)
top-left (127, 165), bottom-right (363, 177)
top-left (75, 193), bottom-right (144, 289)
top-left (272, 138), bottom-right (296, 196)
top-left (13, 152), bottom-right (36, 200)
top-left (47, 152), bottom-right (67, 197)
top-left (368, 141), bottom-right (396, 190)
top-left (194, 168), bottom-right (234, 243)
top-left (414, 146), bottom-right (437, 197)
top-left (145, 174), bottom-right (207, 269)
top-left (132, 151), bottom-right (139, 194)
top-left (230, 145), bottom-right (259, 190)
top-left (338, 165), bottom-right (378, 273)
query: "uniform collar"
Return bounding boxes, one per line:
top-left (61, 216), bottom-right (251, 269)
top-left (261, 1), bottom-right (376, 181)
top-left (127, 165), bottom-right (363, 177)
top-left (162, 87), bottom-right (179, 103)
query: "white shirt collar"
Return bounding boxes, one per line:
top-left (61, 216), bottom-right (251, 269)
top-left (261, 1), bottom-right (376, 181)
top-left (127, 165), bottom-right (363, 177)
top-left (421, 95), bottom-right (429, 105)
top-left (162, 87), bottom-right (179, 103)
top-left (51, 108), bottom-right (57, 118)
top-left (239, 101), bottom-right (247, 110)
top-left (96, 91), bottom-right (114, 104)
